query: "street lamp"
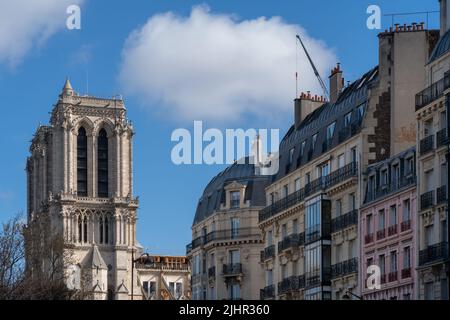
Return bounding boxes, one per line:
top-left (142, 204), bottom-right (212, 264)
top-left (342, 290), bottom-right (363, 300)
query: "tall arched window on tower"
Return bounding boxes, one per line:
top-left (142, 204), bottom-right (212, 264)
top-left (98, 129), bottom-right (108, 198)
top-left (77, 127), bottom-right (88, 196)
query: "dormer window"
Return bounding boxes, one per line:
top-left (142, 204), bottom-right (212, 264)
top-left (289, 147), bottom-right (295, 165)
top-left (230, 191), bottom-right (240, 208)
top-left (300, 141), bottom-right (306, 156)
top-left (344, 112), bottom-right (352, 127)
top-left (381, 169), bottom-right (388, 187)
top-left (312, 134), bottom-right (318, 149)
top-left (327, 122), bottom-right (336, 141)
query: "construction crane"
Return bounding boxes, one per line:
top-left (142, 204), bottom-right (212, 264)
top-left (296, 34), bottom-right (329, 100)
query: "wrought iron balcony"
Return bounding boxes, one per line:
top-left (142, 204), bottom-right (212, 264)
top-left (259, 162), bottom-right (357, 223)
top-left (278, 275), bottom-right (300, 294)
top-left (400, 220), bottom-right (411, 232)
top-left (208, 266), bottom-right (216, 278)
top-left (387, 224), bottom-right (398, 236)
top-left (376, 229), bottom-right (385, 240)
top-left (420, 190), bottom-right (434, 210)
top-left (364, 176), bottom-right (416, 204)
top-left (388, 271), bottom-right (398, 282)
top-left (401, 267), bottom-right (411, 279)
top-left (436, 185), bottom-right (447, 205)
top-left (436, 128), bottom-right (448, 148)
top-left (260, 285), bottom-right (275, 300)
top-left (331, 258), bottom-right (358, 279)
top-left (365, 233), bottom-right (374, 244)
top-left (420, 135), bottom-right (434, 156)
top-left (415, 73), bottom-right (450, 111)
top-left (278, 233), bottom-right (304, 253)
top-left (222, 263), bottom-right (243, 276)
top-left (331, 210), bottom-right (358, 233)
top-left (419, 242), bottom-right (449, 266)
top-left (260, 245), bottom-right (275, 262)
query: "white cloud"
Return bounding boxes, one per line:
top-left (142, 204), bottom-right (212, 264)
top-left (0, 0), bottom-right (84, 67)
top-left (119, 5), bottom-right (337, 124)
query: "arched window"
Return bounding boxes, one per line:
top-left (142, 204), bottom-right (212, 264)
top-left (83, 216), bottom-right (88, 243)
top-left (99, 216), bottom-right (104, 244)
top-left (77, 127), bottom-right (88, 196)
top-left (105, 216), bottom-right (109, 244)
top-left (97, 129), bottom-right (108, 198)
top-left (78, 216), bottom-right (82, 243)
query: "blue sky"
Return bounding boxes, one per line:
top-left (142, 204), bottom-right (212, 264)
top-left (0, 0), bottom-right (439, 255)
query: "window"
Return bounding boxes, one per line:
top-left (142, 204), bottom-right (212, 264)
top-left (231, 218), bottom-right (240, 239)
top-left (351, 147), bottom-right (357, 163)
top-left (270, 192), bottom-right (275, 205)
top-left (381, 169), bottom-right (388, 186)
top-left (230, 191), bottom-right (240, 208)
top-left (425, 225), bottom-right (434, 246)
top-left (320, 162), bottom-right (330, 178)
top-left (378, 209), bottom-right (385, 231)
top-left (295, 178), bottom-right (301, 192)
top-left (368, 175), bottom-right (375, 197)
top-left (312, 133), bottom-right (318, 149)
top-left (379, 254), bottom-right (385, 275)
top-left (305, 172), bottom-right (311, 185)
top-left (83, 216), bottom-right (87, 243)
top-left (267, 230), bottom-right (273, 246)
top-left (349, 239), bottom-right (356, 258)
top-left (441, 279), bottom-right (449, 300)
top-left (77, 127), bottom-right (88, 196)
top-left (392, 164), bottom-right (399, 188)
top-left (338, 153), bottom-right (345, 168)
top-left (281, 223), bottom-right (287, 239)
top-left (335, 199), bottom-right (342, 217)
top-left (293, 219), bottom-right (299, 234)
top-left (367, 214), bottom-right (373, 234)
top-left (357, 104), bottom-right (365, 121)
top-left (403, 247), bottom-right (410, 269)
top-left (390, 251), bottom-right (397, 272)
top-left (344, 112), bottom-right (352, 127)
top-left (282, 185), bottom-right (289, 198)
top-left (266, 270), bottom-right (273, 286)
top-left (402, 199), bottom-right (410, 222)
top-left (229, 250), bottom-right (240, 264)
top-left (99, 215), bottom-right (109, 244)
top-left (406, 158), bottom-right (414, 175)
top-left (389, 205), bottom-right (397, 226)
top-left (292, 260), bottom-right (298, 276)
top-left (281, 264), bottom-right (287, 279)
top-left (335, 243), bottom-right (342, 263)
top-left (327, 122), bottom-right (336, 141)
top-left (425, 282), bottom-right (434, 300)
top-left (97, 129), bottom-right (108, 198)
top-left (176, 282), bottom-right (183, 299)
top-left (349, 193), bottom-right (356, 210)
top-left (300, 141), bottom-right (306, 156)
top-left (229, 284), bottom-right (240, 300)
top-left (441, 220), bottom-right (448, 243)
top-left (169, 282), bottom-right (175, 296)
top-left (289, 147), bottom-right (295, 165)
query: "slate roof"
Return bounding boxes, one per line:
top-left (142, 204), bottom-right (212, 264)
top-left (192, 157), bottom-right (270, 225)
top-left (428, 28), bottom-right (450, 64)
top-left (271, 66), bottom-right (379, 183)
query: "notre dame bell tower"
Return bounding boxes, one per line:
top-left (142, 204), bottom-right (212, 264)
top-left (26, 79), bottom-right (140, 300)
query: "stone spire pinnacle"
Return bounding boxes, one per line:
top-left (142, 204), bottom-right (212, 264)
top-left (61, 77), bottom-right (74, 96)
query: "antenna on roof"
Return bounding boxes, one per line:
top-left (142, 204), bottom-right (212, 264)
top-left (295, 36), bottom-right (299, 98)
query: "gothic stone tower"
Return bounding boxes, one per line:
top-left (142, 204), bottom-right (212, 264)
top-left (26, 79), bottom-right (140, 300)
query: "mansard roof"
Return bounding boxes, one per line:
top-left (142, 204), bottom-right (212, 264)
top-left (192, 157), bottom-right (270, 226)
top-left (272, 66), bottom-right (379, 183)
top-left (428, 28), bottom-right (450, 64)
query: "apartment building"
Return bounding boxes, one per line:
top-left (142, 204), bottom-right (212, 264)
top-left (258, 23), bottom-right (437, 300)
top-left (360, 147), bottom-right (417, 300)
top-left (187, 160), bottom-right (269, 300)
top-left (414, 0), bottom-right (450, 300)
top-left (136, 254), bottom-right (191, 300)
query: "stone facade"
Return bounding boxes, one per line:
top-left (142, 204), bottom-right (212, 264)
top-left (26, 80), bottom-right (141, 300)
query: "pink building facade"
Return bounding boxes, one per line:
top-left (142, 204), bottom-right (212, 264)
top-left (360, 147), bottom-right (417, 300)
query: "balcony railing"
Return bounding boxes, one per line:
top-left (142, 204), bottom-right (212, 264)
top-left (260, 244), bottom-right (275, 262)
top-left (387, 224), bottom-right (398, 236)
top-left (437, 185), bottom-right (447, 205)
top-left (260, 285), bottom-right (275, 300)
top-left (331, 210), bottom-right (358, 233)
top-left (415, 73), bottom-right (450, 111)
top-left (376, 229), bottom-right (385, 240)
top-left (401, 268), bottom-right (411, 279)
top-left (278, 233), bottom-right (304, 253)
top-left (388, 271), bottom-right (398, 282)
top-left (278, 275), bottom-right (300, 294)
top-left (365, 176), bottom-right (416, 204)
top-left (331, 258), bottom-right (358, 279)
top-left (365, 233), bottom-right (374, 244)
top-left (420, 190), bottom-right (434, 211)
top-left (222, 263), bottom-right (243, 276)
top-left (187, 227), bottom-right (261, 254)
top-left (259, 162), bottom-right (357, 222)
top-left (420, 135), bottom-right (434, 156)
top-left (436, 128), bottom-right (448, 148)
top-left (400, 220), bottom-right (411, 232)
top-left (419, 242), bottom-right (449, 266)
top-left (208, 266), bottom-right (216, 278)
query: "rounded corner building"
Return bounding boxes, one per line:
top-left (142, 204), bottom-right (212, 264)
top-left (187, 158), bottom-right (270, 300)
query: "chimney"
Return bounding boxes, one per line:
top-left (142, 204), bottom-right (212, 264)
top-left (441, 0), bottom-right (450, 35)
top-left (294, 92), bottom-right (325, 129)
top-left (329, 63), bottom-right (344, 104)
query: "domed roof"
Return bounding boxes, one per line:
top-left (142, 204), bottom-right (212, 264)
top-left (192, 158), bottom-right (269, 225)
top-left (429, 28), bottom-right (450, 64)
